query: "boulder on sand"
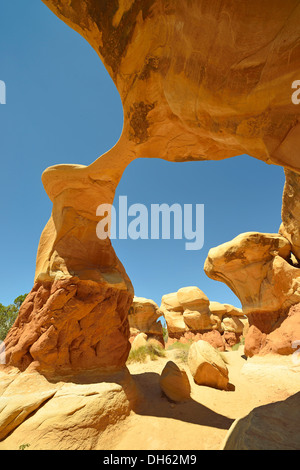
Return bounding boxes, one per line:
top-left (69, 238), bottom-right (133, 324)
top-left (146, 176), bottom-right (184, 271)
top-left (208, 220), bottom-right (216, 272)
top-left (160, 361), bottom-right (191, 402)
top-left (188, 340), bottom-right (229, 390)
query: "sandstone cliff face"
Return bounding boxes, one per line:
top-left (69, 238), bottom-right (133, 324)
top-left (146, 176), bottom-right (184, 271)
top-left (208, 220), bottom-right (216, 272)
top-left (4, 279), bottom-right (132, 374)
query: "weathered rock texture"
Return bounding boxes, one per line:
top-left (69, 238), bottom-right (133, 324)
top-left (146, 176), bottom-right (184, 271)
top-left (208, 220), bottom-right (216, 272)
top-left (205, 232), bottom-right (298, 316)
top-left (244, 302), bottom-right (300, 357)
top-left (42, 0), bottom-right (300, 171)
top-left (3, 0), bottom-right (300, 373)
top-left (0, 366), bottom-right (139, 450)
top-left (4, 278), bottom-right (132, 374)
top-left (205, 232), bottom-right (300, 355)
top-left (222, 391), bottom-right (300, 450)
top-left (161, 287), bottom-right (211, 334)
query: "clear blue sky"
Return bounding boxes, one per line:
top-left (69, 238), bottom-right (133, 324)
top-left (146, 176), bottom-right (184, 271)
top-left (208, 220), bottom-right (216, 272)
top-left (0, 0), bottom-right (285, 309)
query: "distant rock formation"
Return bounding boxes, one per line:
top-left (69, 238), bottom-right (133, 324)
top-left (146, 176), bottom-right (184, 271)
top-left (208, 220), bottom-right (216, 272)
top-left (159, 286), bottom-right (246, 349)
top-left (128, 297), bottom-right (164, 347)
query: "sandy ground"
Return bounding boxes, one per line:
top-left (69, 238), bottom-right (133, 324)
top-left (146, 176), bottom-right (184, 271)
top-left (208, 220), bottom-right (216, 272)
top-left (98, 346), bottom-right (300, 450)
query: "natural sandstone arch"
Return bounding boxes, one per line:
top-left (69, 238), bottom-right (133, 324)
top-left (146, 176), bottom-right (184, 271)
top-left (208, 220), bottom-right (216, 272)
top-left (3, 0), bottom-right (300, 374)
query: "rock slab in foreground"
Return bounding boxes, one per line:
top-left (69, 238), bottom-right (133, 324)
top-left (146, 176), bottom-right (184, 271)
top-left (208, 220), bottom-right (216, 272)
top-left (222, 392), bottom-right (300, 450)
top-left (0, 367), bottom-right (138, 450)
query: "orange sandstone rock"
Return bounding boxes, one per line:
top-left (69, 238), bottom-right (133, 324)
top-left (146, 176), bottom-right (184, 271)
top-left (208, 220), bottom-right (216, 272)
top-left (4, 0), bottom-right (300, 373)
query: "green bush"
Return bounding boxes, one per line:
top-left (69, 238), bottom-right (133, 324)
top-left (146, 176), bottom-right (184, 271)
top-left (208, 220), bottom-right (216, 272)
top-left (166, 341), bottom-right (192, 351)
top-left (0, 294), bottom-right (27, 341)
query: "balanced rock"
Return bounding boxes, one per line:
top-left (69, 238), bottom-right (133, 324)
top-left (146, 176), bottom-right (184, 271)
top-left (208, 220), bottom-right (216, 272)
top-left (188, 340), bottom-right (229, 390)
top-left (183, 310), bottom-right (212, 331)
top-left (209, 302), bottom-right (228, 317)
top-left (160, 287), bottom-right (246, 350)
top-left (204, 232), bottom-right (293, 316)
top-left (177, 287), bottom-right (209, 311)
top-left (161, 287), bottom-right (216, 337)
top-left (205, 232), bottom-right (300, 355)
top-left (160, 361), bottom-right (191, 402)
top-left (160, 291), bottom-right (186, 336)
top-left (221, 316), bottom-right (244, 334)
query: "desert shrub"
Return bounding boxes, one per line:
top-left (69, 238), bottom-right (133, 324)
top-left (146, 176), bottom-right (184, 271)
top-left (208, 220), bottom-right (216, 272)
top-left (19, 444), bottom-right (30, 450)
top-left (166, 341), bottom-right (192, 350)
top-left (231, 337), bottom-right (245, 351)
top-left (166, 341), bottom-right (192, 363)
top-left (127, 343), bottom-right (166, 364)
